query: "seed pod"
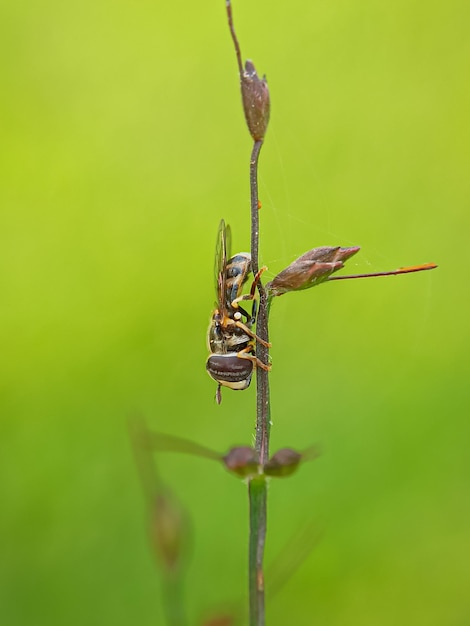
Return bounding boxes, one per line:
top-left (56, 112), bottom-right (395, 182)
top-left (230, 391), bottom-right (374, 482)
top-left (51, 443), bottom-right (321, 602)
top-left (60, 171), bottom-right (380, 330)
top-left (267, 246), bottom-right (360, 296)
top-left (264, 448), bottom-right (303, 477)
top-left (223, 446), bottom-right (260, 477)
top-left (241, 60), bottom-right (270, 141)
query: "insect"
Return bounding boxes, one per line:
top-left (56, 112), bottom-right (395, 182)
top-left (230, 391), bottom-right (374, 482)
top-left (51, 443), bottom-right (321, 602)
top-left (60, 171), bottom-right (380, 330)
top-left (206, 219), bottom-right (271, 404)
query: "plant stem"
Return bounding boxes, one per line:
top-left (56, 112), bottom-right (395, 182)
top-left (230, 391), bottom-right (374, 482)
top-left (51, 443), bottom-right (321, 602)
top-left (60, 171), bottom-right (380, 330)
top-left (226, 0), bottom-right (243, 76)
top-left (161, 576), bottom-right (187, 626)
top-left (248, 139), bottom-right (270, 626)
top-left (249, 142), bottom-right (262, 277)
top-left (249, 140), bottom-right (271, 460)
top-left (248, 476), bottom-right (267, 626)
top-left (226, 4), bottom-right (271, 622)
top-left (129, 418), bottom-right (188, 626)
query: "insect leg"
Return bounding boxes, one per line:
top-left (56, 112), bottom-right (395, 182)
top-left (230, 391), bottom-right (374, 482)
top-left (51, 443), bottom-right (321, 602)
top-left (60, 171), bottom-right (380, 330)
top-left (250, 298), bottom-right (258, 326)
top-left (249, 266), bottom-right (267, 298)
top-left (236, 304), bottom-right (251, 322)
top-left (234, 320), bottom-right (271, 347)
top-left (231, 266), bottom-right (268, 308)
top-left (237, 347), bottom-right (272, 372)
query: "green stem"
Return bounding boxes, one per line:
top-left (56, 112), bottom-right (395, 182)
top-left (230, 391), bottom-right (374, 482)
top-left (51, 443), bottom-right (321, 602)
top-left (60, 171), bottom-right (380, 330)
top-left (249, 477), bottom-right (267, 626)
top-left (161, 576), bottom-right (187, 626)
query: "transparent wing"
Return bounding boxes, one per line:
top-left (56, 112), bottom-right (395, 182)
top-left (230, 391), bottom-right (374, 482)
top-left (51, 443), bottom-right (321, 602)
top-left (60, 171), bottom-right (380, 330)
top-left (214, 219), bottom-right (231, 314)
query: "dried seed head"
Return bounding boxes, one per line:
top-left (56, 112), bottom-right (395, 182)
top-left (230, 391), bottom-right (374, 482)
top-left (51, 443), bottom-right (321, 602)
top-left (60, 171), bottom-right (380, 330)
top-left (241, 60), bottom-right (270, 141)
top-left (266, 246), bottom-right (360, 296)
top-left (223, 446), bottom-right (260, 477)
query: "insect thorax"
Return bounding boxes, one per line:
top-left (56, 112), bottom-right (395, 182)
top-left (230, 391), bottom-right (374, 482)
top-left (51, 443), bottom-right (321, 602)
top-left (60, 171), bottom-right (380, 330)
top-left (225, 253), bottom-right (251, 306)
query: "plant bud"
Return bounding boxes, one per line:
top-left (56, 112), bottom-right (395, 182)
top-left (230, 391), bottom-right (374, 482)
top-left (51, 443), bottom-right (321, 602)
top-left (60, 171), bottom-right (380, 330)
top-left (264, 448), bottom-right (303, 477)
top-left (266, 246), bottom-right (360, 296)
top-left (223, 446), bottom-right (260, 477)
top-left (241, 60), bottom-right (270, 141)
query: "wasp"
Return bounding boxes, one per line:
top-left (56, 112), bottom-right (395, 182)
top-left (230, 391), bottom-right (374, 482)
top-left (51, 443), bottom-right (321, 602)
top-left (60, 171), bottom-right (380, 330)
top-left (206, 219), bottom-right (271, 404)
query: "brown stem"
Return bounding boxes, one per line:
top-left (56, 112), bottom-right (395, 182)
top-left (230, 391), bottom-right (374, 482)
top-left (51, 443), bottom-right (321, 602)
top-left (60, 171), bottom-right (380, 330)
top-left (249, 140), bottom-right (270, 461)
top-left (226, 0), bottom-right (244, 76)
top-left (248, 139), bottom-right (270, 626)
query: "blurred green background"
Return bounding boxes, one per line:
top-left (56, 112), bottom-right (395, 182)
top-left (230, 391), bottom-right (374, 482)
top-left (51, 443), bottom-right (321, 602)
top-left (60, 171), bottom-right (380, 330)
top-left (1, 0), bottom-right (468, 624)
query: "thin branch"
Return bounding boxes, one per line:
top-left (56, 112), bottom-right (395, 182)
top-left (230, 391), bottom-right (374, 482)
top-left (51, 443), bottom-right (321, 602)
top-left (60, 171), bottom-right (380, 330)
top-left (226, 0), bottom-right (244, 77)
top-left (249, 477), bottom-right (267, 626)
top-left (249, 141), bottom-right (271, 463)
top-left (248, 139), bottom-right (270, 626)
top-left (328, 262), bottom-right (438, 281)
top-left (249, 141), bottom-right (262, 279)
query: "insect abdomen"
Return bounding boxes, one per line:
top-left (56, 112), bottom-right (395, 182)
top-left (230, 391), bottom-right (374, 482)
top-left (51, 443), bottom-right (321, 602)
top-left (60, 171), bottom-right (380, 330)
top-left (206, 353), bottom-right (253, 390)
